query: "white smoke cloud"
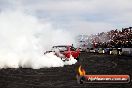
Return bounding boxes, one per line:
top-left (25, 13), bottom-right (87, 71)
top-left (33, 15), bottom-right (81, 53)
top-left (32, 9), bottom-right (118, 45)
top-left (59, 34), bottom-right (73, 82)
top-left (0, 10), bottom-right (76, 69)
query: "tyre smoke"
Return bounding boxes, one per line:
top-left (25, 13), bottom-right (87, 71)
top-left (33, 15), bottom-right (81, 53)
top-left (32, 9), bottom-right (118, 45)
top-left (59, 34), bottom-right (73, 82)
top-left (0, 10), bottom-right (76, 69)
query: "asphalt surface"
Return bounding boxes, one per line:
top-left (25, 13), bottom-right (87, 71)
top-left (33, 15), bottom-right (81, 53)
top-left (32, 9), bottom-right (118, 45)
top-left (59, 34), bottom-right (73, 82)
top-left (0, 52), bottom-right (132, 88)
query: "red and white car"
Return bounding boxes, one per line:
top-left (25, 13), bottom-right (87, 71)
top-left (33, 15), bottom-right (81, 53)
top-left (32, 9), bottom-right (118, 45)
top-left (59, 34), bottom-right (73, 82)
top-left (45, 45), bottom-right (80, 61)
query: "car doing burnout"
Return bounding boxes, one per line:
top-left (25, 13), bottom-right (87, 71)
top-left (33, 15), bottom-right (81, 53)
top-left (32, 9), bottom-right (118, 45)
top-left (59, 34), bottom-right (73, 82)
top-left (45, 45), bottom-right (80, 61)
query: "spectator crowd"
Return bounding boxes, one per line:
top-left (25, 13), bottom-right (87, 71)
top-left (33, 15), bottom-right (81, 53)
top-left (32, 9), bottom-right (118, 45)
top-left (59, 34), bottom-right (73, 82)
top-left (90, 27), bottom-right (132, 48)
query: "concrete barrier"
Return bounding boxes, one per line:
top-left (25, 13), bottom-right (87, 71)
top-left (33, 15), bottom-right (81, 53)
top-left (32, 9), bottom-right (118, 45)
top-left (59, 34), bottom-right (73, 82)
top-left (87, 48), bottom-right (132, 56)
top-left (111, 48), bottom-right (118, 55)
top-left (122, 48), bottom-right (132, 56)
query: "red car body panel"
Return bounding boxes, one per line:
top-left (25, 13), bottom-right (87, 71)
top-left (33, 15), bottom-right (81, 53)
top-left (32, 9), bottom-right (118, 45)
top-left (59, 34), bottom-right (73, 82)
top-left (61, 46), bottom-right (80, 59)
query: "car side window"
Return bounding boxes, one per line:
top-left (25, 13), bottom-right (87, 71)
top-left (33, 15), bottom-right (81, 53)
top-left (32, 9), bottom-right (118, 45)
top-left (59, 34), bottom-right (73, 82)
top-left (58, 47), bottom-right (67, 51)
top-left (70, 47), bottom-right (76, 51)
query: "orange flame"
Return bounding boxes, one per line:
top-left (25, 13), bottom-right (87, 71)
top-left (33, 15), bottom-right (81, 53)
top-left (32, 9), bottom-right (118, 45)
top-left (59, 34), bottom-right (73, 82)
top-left (78, 65), bottom-right (86, 76)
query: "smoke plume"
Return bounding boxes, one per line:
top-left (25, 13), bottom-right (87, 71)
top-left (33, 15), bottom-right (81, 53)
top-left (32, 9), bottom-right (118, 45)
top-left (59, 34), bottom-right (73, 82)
top-left (0, 10), bottom-right (76, 69)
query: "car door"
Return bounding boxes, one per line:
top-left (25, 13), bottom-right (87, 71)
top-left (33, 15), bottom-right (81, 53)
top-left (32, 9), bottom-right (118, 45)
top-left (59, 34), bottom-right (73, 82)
top-left (70, 47), bottom-right (78, 58)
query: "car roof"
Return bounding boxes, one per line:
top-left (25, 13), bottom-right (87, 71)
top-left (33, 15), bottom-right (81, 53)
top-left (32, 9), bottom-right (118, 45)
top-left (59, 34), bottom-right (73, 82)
top-left (52, 45), bottom-right (72, 48)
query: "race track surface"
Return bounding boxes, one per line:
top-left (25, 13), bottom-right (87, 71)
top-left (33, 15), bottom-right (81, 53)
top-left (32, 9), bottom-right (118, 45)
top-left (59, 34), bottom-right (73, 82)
top-left (0, 53), bottom-right (132, 88)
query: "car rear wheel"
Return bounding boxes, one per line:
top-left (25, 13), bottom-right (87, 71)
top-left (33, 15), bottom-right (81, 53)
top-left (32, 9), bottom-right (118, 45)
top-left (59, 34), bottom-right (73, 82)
top-left (76, 57), bottom-right (79, 61)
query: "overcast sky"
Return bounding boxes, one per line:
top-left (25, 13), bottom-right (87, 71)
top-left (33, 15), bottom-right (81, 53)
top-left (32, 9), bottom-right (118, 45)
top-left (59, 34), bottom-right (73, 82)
top-left (0, 0), bottom-right (132, 35)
